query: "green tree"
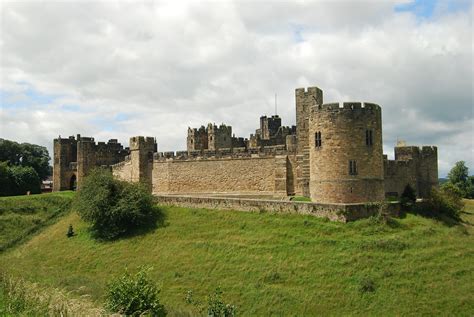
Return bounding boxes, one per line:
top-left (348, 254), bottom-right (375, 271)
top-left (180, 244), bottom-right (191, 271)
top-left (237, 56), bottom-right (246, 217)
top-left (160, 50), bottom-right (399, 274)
top-left (427, 184), bottom-right (464, 219)
top-left (467, 176), bottom-right (474, 199)
top-left (10, 165), bottom-right (41, 195)
top-left (74, 168), bottom-right (158, 240)
top-left (446, 161), bottom-right (473, 198)
top-left (0, 162), bottom-right (13, 196)
top-left (0, 139), bottom-right (51, 180)
top-left (448, 161), bottom-right (468, 184)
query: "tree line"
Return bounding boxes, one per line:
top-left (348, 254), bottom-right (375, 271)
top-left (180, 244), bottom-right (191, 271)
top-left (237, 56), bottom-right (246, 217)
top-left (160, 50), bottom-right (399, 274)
top-left (0, 138), bottom-right (51, 196)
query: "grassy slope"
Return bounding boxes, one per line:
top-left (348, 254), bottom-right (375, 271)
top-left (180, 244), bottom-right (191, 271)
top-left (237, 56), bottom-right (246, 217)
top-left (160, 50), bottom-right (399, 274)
top-left (0, 192), bottom-right (74, 251)
top-left (0, 198), bottom-right (473, 316)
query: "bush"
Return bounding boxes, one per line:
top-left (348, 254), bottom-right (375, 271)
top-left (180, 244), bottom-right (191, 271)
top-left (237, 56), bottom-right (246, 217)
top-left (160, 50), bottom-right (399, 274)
top-left (184, 288), bottom-right (236, 316)
top-left (74, 168), bottom-right (158, 240)
top-left (400, 183), bottom-right (416, 209)
top-left (207, 288), bottom-right (236, 317)
top-left (425, 185), bottom-right (464, 219)
top-left (105, 267), bottom-right (166, 316)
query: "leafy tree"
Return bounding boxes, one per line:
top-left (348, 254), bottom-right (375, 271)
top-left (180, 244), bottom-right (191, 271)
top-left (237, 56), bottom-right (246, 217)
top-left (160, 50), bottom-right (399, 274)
top-left (448, 161), bottom-right (468, 184)
top-left (467, 176), bottom-right (474, 199)
top-left (10, 166), bottom-right (41, 195)
top-left (105, 267), bottom-right (166, 316)
top-left (446, 161), bottom-right (473, 198)
top-left (0, 139), bottom-right (51, 180)
top-left (74, 168), bottom-right (158, 240)
top-left (426, 184), bottom-right (464, 219)
top-left (0, 162), bottom-right (13, 196)
top-left (0, 164), bottom-right (40, 196)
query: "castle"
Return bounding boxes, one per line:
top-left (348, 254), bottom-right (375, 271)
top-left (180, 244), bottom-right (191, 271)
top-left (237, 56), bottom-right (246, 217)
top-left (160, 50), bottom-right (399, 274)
top-left (53, 85), bottom-right (438, 204)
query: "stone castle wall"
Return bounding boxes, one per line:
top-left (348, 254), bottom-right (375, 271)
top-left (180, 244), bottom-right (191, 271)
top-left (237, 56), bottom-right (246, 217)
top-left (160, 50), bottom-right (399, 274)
top-left (384, 146), bottom-right (438, 198)
top-left (153, 156), bottom-right (279, 195)
top-left (112, 153), bottom-right (288, 196)
top-left (56, 85), bottom-right (439, 212)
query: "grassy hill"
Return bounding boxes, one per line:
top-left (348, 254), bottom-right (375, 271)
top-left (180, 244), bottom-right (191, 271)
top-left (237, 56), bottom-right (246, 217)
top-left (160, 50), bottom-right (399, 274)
top-left (0, 192), bottom-right (74, 252)
top-left (0, 194), bottom-right (473, 315)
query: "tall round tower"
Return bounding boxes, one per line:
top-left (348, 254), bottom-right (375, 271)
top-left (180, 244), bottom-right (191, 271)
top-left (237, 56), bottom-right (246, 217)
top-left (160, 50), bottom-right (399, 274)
top-left (309, 102), bottom-right (384, 203)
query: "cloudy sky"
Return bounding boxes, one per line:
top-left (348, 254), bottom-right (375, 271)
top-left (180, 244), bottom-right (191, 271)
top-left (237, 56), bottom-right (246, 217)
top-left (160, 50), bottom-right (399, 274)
top-left (0, 0), bottom-right (472, 176)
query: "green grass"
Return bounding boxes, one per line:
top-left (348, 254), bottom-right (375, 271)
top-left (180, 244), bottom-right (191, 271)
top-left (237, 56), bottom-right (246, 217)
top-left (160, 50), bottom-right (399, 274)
top-left (0, 195), bottom-right (473, 315)
top-left (0, 191), bottom-right (74, 252)
top-left (289, 196), bottom-right (312, 202)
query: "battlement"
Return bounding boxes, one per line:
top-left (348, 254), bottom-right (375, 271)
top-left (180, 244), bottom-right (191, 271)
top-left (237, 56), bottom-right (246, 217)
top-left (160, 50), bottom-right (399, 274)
top-left (208, 123), bottom-right (232, 133)
top-left (295, 86), bottom-right (322, 97)
top-left (154, 145), bottom-right (287, 162)
top-left (394, 145), bottom-right (438, 161)
top-left (312, 102), bottom-right (381, 112)
top-left (129, 136), bottom-right (156, 152)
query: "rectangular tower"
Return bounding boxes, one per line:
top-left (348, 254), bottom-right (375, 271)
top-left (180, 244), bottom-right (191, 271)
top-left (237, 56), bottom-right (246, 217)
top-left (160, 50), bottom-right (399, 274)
top-left (295, 87), bottom-right (323, 154)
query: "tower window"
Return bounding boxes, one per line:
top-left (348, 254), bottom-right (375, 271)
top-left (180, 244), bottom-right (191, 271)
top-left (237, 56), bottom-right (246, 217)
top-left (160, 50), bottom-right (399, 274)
top-left (366, 129), bottom-right (373, 146)
top-left (349, 160), bottom-right (358, 175)
top-left (315, 131), bottom-right (322, 147)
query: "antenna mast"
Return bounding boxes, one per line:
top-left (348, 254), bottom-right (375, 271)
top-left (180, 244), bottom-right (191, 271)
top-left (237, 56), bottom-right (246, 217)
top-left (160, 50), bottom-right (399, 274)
top-left (275, 93), bottom-right (277, 115)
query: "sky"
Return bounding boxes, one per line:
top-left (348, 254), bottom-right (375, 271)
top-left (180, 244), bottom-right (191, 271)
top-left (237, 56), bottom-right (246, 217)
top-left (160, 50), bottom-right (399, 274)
top-left (0, 0), bottom-right (472, 177)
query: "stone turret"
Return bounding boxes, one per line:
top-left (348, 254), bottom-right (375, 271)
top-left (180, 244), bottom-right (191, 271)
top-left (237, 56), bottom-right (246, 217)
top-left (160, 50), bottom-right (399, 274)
top-left (129, 136), bottom-right (156, 185)
top-left (309, 102), bottom-right (384, 203)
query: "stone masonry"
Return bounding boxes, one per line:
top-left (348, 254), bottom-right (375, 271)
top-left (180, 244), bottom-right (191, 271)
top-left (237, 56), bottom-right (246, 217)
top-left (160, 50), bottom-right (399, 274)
top-left (54, 85), bottom-right (438, 204)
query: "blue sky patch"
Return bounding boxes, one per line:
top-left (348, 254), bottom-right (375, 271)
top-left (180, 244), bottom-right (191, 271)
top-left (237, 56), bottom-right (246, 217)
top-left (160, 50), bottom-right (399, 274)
top-left (0, 83), bottom-right (61, 109)
top-left (395, 0), bottom-right (471, 18)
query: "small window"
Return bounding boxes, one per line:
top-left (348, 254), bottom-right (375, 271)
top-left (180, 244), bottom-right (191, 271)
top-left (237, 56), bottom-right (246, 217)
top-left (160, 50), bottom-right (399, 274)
top-left (315, 131), bottom-right (322, 148)
top-left (210, 136), bottom-right (213, 141)
top-left (366, 129), bottom-right (373, 146)
top-left (190, 139), bottom-right (193, 144)
top-left (349, 160), bottom-right (357, 175)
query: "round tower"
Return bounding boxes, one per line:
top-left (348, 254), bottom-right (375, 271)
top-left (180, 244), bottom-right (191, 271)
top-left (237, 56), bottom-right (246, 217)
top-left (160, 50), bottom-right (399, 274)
top-left (309, 102), bottom-right (384, 203)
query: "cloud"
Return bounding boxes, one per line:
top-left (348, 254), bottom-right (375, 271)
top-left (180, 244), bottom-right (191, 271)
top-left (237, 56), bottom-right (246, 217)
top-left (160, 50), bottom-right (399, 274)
top-left (0, 0), bottom-right (472, 177)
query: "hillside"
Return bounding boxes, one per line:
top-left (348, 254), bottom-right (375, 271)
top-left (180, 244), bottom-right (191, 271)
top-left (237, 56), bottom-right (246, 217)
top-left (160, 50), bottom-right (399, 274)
top-left (0, 195), bottom-right (473, 315)
top-left (0, 192), bottom-right (73, 252)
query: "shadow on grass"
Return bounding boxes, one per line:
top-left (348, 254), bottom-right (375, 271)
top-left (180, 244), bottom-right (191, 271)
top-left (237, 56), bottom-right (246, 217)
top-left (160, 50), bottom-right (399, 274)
top-left (404, 206), bottom-right (462, 227)
top-left (120, 206), bottom-right (168, 239)
top-left (89, 206), bottom-right (168, 242)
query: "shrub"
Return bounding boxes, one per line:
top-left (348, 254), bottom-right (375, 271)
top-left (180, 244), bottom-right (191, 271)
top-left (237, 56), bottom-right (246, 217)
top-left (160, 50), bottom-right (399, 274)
top-left (185, 288), bottom-right (236, 316)
top-left (359, 278), bottom-right (376, 294)
top-left (74, 168), bottom-right (158, 240)
top-left (400, 183), bottom-right (416, 209)
top-left (105, 267), bottom-right (166, 316)
top-left (207, 287), bottom-right (236, 317)
top-left (66, 224), bottom-right (74, 238)
top-left (425, 185), bottom-right (464, 219)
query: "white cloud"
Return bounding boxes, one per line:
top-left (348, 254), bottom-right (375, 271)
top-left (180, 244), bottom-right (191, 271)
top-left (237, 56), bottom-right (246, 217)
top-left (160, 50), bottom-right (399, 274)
top-left (0, 0), bottom-right (472, 177)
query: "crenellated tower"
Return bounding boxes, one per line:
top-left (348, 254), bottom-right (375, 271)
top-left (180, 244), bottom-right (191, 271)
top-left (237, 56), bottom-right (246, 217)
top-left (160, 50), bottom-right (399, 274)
top-left (53, 136), bottom-right (78, 191)
top-left (309, 102), bottom-right (384, 203)
top-left (208, 123), bottom-right (232, 151)
top-left (129, 136), bottom-right (157, 185)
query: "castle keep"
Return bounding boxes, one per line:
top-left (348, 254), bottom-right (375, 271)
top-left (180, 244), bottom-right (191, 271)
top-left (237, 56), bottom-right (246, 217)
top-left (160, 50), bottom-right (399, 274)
top-left (53, 85), bottom-right (438, 204)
